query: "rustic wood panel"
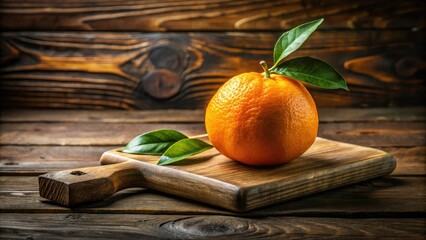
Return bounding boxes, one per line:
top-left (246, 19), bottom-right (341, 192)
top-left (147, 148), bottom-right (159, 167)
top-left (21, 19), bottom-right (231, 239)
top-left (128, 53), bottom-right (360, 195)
top-left (1, 110), bottom-right (424, 177)
top-left (1, 122), bottom-right (424, 147)
top-left (0, 108), bottom-right (424, 238)
top-left (0, 214), bottom-right (424, 239)
top-left (2, 146), bottom-right (423, 176)
top-left (318, 122), bottom-right (426, 147)
top-left (1, 31), bottom-right (424, 109)
top-left (380, 147), bottom-right (426, 176)
top-left (0, 109), bottom-right (206, 123)
top-left (317, 107), bottom-right (426, 123)
top-left (0, 146), bottom-right (111, 175)
top-left (0, 122), bottom-right (205, 146)
top-left (0, 0), bottom-right (424, 31)
top-left (1, 108), bottom-right (425, 123)
top-left (0, 176), bottom-right (425, 216)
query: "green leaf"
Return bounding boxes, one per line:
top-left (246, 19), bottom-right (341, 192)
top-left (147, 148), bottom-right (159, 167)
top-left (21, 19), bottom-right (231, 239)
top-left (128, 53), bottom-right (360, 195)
top-left (272, 57), bottom-right (349, 91)
top-left (272, 18), bottom-right (323, 68)
top-left (122, 129), bottom-right (188, 155)
top-left (158, 139), bottom-right (213, 166)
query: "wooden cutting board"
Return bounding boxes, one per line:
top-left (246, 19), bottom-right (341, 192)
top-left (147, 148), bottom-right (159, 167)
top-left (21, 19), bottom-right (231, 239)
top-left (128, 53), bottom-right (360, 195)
top-left (39, 137), bottom-right (396, 212)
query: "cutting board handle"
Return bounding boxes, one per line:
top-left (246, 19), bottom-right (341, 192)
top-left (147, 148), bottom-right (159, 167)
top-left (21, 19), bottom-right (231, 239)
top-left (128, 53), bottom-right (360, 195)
top-left (38, 161), bottom-right (143, 207)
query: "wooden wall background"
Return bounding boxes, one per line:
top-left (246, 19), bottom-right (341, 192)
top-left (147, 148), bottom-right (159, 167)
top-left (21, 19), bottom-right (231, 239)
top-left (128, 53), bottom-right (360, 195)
top-left (0, 0), bottom-right (425, 109)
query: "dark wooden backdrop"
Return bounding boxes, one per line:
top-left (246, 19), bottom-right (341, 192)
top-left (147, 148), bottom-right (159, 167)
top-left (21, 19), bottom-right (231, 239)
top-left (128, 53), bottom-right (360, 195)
top-left (0, 0), bottom-right (425, 109)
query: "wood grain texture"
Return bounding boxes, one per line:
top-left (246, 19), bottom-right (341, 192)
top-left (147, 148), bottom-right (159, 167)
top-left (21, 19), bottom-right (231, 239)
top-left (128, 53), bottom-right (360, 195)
top-left (0, 214), bottom-right (424, 239)
top-left (1, 146), bottom-right (423, 176)
top-left (61, 137), bottom-right (395, 212)
top-left (1, 0), bottom-right (425, 229)
top-left (2, 108), bottom-right (424, 123)
top-left (0, 122), bottom-right (205, 146)
top-left (1, 176), bottom-right (425, 216)
top-left (1, 109), bottom-right (423, 176)
top-left (1, 122), bottom-right (424, 147)
top-left (0, 108), bottom-right (424, 237)
top-left (318, 122), bottom-right (426, 147)
top-left (380, 147), bottom-right (426, 175)
top-left (0, 0), bottom-right (424, 31)
top-left (1, 31), bottom-right (424, 109)
top-left (0, 109), bottom-right (206, 123)
top-left (0, 146), bottom-right (109, 175)
top-left (39, 161), bottom-right (145, 206)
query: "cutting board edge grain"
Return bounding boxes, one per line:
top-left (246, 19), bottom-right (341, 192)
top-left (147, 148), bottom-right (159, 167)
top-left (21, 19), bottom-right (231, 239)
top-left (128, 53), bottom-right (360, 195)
top-left (100, 139), bottom-right (397, 212)
top-left (241, 153), bottom-right (396, 211)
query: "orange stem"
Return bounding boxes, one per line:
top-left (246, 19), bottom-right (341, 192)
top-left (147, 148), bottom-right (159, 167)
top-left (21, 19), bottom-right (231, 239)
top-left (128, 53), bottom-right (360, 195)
top-left (260, 61), bottom-right (270, 78)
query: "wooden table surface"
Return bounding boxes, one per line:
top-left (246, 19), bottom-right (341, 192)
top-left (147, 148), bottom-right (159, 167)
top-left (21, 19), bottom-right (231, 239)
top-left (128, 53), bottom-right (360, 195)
top-left (0, 108), bottom-right (425, 239)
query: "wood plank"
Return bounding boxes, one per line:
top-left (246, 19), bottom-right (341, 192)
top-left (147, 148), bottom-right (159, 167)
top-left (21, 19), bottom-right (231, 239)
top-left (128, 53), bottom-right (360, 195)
top-left (0, 214), bottom-right (424, 239)
top-left (1, 122), bottom-right (424, 147)
top-left (0, 110), bottom-right (206, 123)
top-left (1, 108), bottom-right (424, 123)
top-left (0, 146), bottom-right (111, 175)
top-left (0, 0), bottom-right (424, 31)
top-left (1, 146), bottom-right (423, 176)
top-left (381, 147), bottom-right (426, 176)
top-left (1, 30), bottom-right (424, 109)
top-left (0, 176), bottom-right (424, 216)
top-left (318, 122), bottom-right (426, 147)
top-left (318, 107), bottom-right (426, 123)
top-left (0, 122), bottom-right (205, 146)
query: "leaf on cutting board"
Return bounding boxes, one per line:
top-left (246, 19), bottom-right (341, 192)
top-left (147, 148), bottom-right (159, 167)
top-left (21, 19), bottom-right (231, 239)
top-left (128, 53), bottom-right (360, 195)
top-left (122, 129), bottom-right (188, 155)
top-left (158, 138), bottom-right (213, 166)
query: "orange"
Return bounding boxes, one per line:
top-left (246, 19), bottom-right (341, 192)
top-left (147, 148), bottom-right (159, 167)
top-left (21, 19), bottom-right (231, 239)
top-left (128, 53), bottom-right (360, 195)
top-left (205, 72), bottom-right (318, 166)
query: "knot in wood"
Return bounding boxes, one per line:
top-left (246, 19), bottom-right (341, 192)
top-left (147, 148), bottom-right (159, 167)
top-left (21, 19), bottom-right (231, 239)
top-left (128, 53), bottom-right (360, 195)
top-left (160, 216), bottom-right (250, 237)
top-left (149, 45), bottom-right (183, 71)
top-left (395, 57), bottom-right (424, 77)
top-left (65, 214), bottom-right (82, 221)
top-left (70, 171), bottom-right (86, 176)
top-left (142, 69), bottom-right (181, 99)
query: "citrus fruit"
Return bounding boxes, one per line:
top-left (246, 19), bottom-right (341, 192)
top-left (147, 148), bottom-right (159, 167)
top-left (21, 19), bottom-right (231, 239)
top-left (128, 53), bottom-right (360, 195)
top-left (205, 63), bottom-right (318, 166)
